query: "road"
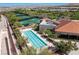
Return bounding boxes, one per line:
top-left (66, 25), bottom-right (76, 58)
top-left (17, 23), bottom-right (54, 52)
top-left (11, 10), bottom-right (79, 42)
top-left (0, 15), bottom-right (19, 55)
top-left (0, 15), bottom-right (8, 55)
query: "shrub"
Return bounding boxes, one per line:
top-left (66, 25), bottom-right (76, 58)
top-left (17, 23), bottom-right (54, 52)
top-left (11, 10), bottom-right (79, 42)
top-left (55, 41), bottom-right (78, 54)
top-left (43, 29), bottom-right (55, 38)
top-left (21, 47), bottom-right (36, 55)
top-left (38, 48), bottom-right (54, 55)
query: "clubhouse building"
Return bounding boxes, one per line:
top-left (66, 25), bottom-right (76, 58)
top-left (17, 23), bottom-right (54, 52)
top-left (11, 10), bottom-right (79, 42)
top-left (55, 19), bottom-right (79, 39)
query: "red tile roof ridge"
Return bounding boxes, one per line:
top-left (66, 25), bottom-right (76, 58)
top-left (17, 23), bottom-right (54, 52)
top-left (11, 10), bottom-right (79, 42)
top-left (56, 21), bottom-right (72, 31)
top-left (57, 20), bottom-right (71, 28)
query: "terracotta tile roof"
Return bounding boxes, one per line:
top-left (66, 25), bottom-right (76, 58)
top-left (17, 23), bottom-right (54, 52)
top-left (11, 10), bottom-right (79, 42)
top-left (55, 20), bottom-right (79, 35)
top-left (57, 19), bottom-right (71, 28)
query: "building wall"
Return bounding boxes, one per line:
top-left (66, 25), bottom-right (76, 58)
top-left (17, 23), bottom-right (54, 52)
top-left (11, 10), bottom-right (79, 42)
top-left (39, 24), bottom-right (56, 31)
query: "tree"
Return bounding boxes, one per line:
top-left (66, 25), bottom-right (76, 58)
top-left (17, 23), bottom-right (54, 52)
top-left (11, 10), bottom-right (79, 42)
top-left (21, 47), bottom-right (55, 55)
top-left (43, 29), bottom-right (54, 38)
top-left (33, 24), bottom-right (39, 31)
top-left (16, 17), bottom-right (22, 21)
top-left (13, 22), bottom-right (23, 29)
top-left (55, 41), bottom-right (78, 54)
top-left (21, 47), bottom-right (37, 55)
top-left (13, 29), bottom-right (26, 51)
top-left (38, 48), bottom-right (54, 55)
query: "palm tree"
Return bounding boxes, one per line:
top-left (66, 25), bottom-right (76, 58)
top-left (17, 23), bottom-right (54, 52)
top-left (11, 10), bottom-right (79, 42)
top-left (21, 47), bottom-right (55, 55)
top-left (38, 48), bottom-right (54, 55)
top-left (21, 47), bottom-right (37, 55)
top-left (13, 29), bottom-right (26, 51)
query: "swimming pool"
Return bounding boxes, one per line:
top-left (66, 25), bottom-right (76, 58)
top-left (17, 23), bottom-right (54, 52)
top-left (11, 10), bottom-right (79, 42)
top-left (23, 30), bottom-right (47, 48)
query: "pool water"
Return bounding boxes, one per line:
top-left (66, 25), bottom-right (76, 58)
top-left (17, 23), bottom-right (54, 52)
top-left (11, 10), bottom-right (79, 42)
top-left (23, 30), bottom-right (47, 48)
